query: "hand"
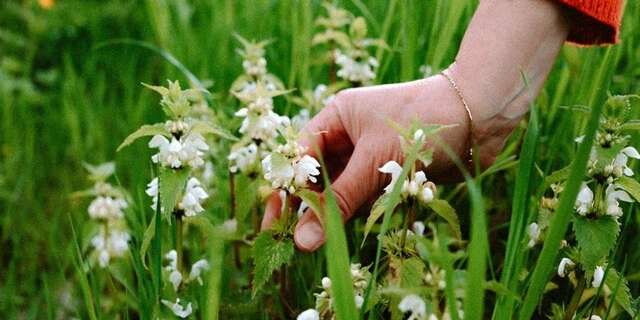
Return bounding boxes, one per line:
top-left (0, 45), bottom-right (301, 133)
top-left (261, 75), bottom-right (502, 251)
top-left (262, 0), bottom-right (569, 252)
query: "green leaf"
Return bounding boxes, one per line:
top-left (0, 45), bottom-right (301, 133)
top-left (362, 193), bottom-right (393, 243)
top-left (189, 119), bottom-right (238, 141)
top-left (400, 257), bottom-right (425, 288)
top-left (159, 167), bottom-right (190, 221)
top-left (621, 120), bottom-right (640, 131)
top-left (485, 280), bottom-right (522, 302)
top-left (427, 199), bottom-right (462, 240)
top-left (117, 123), bottom-right (169, 152)
top-left (251, 231), bottom-right (294, 297)
top-left (140, 214), bottom-right (156, 270)
top-left (616, 176), bottom-right (640, 203)
top-left (544, 165), bottom-right (571, 187)
top-left (605, 267), bottom-right (635, 317)
top-left (83, 162), bottom-right (116, 180)
top-left (573, 216), bottom-right (619, 270)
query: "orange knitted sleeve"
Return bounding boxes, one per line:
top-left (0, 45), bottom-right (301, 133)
top-left (555, 0), bottom-right (623, 45)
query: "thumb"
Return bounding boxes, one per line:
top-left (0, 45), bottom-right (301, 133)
top-left (294, 142), bottom-right (377, 251)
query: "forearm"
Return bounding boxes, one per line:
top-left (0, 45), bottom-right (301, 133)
top-left (448, 0), bottom-right (569, 163)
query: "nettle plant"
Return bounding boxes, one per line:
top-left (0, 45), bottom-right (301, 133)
top-left (75, 162), bottom-right (131, 269)
top-left (528, 95), bottom-right (640, 319)
top-left (118, 80), bottom-right (230, 318)
top-left (313, 1), bottom-right (387, 86)
top-left (296, 123), bottom-right (469, 320)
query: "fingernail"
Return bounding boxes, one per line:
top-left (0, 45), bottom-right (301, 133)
top-left (296, 220), bottom-right (324, 251)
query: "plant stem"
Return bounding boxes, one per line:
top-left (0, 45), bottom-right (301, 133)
top-left (564, 273), bottom-right (586, 320)
top-left (176, 212), bottom-right (184, 273)
top-left (229, 171), bottom-right (237, 220)
top-left (400, 201), bottom-right (416, 253)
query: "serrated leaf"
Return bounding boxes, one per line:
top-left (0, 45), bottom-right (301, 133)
top-left (400, 257), bottom-right (425, 288)
top-left (605, 267), bottom-right (635, 317)
top-left (616, 176), bottom-right (640, 203)
top-left (251, 231), bottom-right (294, 297)
top-left (544, 165), bottom-right (571, 187)
top-left (140, 214), bottom-right (156, 270)
top-left (117, 123), bottom-right (169, 152)
top-left (573, 216), bottom-right (619, 270)
top-left (427, 199), bottom-right (462, 240)
top-left (159, 167), bottom-right (190, 221)
top-left (189, 120), bottom-right (238, 141)
top-left (362, 193), bottom-right (394, 244)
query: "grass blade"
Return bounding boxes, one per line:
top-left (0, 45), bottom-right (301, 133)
top-left (463, 178), bottom-right (488, 320)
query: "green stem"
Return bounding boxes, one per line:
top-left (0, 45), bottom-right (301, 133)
top-left (176, 212), bottom-right (184, 273)
top-left (400, 201), bottom-right (415, 253)
top-left (564, 273), bottom-right (586, 320)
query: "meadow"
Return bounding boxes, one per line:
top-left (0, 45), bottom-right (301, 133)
top-left (1, 0), bottom-right (640, 319)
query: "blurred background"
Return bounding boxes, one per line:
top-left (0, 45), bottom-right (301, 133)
top-left (0, 0), bottom-right (639, 318)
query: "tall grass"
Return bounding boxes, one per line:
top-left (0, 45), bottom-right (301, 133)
top-left (0, 0), bottom-right (639, 319)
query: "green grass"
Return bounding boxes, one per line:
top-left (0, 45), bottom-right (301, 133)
top-left (1, 0), bottom-right (640, 319)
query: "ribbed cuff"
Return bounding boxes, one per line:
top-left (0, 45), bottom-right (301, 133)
top-left (556, 0), bottom-right (623, 45)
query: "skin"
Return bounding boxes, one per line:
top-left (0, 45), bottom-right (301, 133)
top-left (262, 0), bottom-right (570, 251)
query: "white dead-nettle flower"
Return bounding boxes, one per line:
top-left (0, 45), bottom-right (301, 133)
top-left (419, 65), bottom-right (433, 78)
top-left (335, 50), bottom-right (378, 84)
top-left (146, 178), bottom-right (160, 210)
top-left (91, 227), bottom-right (130, 268)
top-left (586, 315), bottom-right (602, 320)
top-left (236, 109), bottom-right (290, 142)
top-left (355, 294), bottom-right (364, 309)
top-left (557, 258), bottom-right (575, 278)
top-left (592, 266), bottom-right (605, 288)
top-left (321, 277), bottom-right (332, 290)
top-left (605, 184), bottom-right (633, 217)
top-left (575, 183), bottom-right (594, 216)
top-left (88, 196), bottom-right (128, 220)
top-left (189, 259), bottom-right (210, 285)
top-left (149, 133), bottom-right (209, 169)
top-left (612, 146), bottom-right (640, 177)
top-left (161, 298), bottom-right (193, 318)
top-left (228, 143), bottom-right (259, 174)
top-left (262, 140), bottom-right (321, 193)
top-left (398, 294), bottom-right (427, 320)
top-left (243, 57), bottom-right (267, 76)
top-left (165, 119), bottom-right (190, 134)
top-left (297, 201), bottom-right (309, 218)
top-left (379, 161), bottom-right (435, 203)
top-left (223, 218), bottom-right (238, 233)
top-left (527, 222), bottom-right (540, 248)
top-left (297, 308), bottom-right (320, 320)
top-left (413, 221), bottom-right (425, 236)
top-left (165, 250), bottom-right (182, 291)
top-left (313, 84), bottom-right (335, 107)
top-left (178, 177), bottom-right (209, 216)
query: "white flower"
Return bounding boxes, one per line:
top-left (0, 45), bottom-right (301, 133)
top-left (527, 222), bottom-right (540, 248)
top-left (592, 266), bottom-right (605, 288)
top-left (91, 228), bottom-right (130, 268)
top-left (178, 178), bottom-right (209, 217)
top-left (557, 258), bottom-right (575, 278)
top-left (321, 277), bottom-right (331, 290)
top-left (181, 133), bottom-right (209, 168)
top-left (355, 294), bottom-right (364, 309)
top-left (146, 178), bottom-right (160, 210)
top-left (169, 270), bottom-right (183, 291)
top-left (228, 143), bottom-right (259, 173)
top-left (613, 146), bottom-right (640, 177)
top-left (189, 259), bottom-right (210, 285)
top-left (605, 184), bottom-right (633, 217)
top-left (149, 135), bottom-right (184, 168)
top-left (262, 152), bottom-right (320, 193)
top-left (379, 161), bottom-right (403, 193)
top-left (297, 309), bottom-right (320, 320)
top-left (238, 110), bottom-right (289, 142)
top-left (413, 221), bottom-right (425, 236)
top-left (398, 294), bottom-right (426, 320)
top-left (161, 298), bottom-right (193, 318)
top-left (294, 155), bottom-right (321, 186)
top-left (165, 250), bottom-right (178, 271)
top-left (586, 315), bottom-right (602, 320)
top-left (297, 201), bottom-right (309, 218)
top-left (242, 57), bottom-right (267, 76)
top-left (335, 51), bottom-right (378, 84)
top-left (313, 84), bottom-right (335, 107)
top-left (222, 218), bottom-right (238, 233)
top-left (419, 65), bottom-right (433, 78)
top-left (575, 183), bottom-right (594, 216)
top-left (88, 196), bottom-right (128, 220)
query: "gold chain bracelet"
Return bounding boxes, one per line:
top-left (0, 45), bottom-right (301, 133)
top-left (440, 65), bottom-right (475, 166)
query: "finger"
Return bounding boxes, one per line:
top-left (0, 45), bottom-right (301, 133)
top-left (294, 142), bottom-right (376, 251)
top-left (260, 192), bottom-right (283, 231)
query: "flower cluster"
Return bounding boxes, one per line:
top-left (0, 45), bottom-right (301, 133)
top-left (146, 176), bottom-right (209, 217)
top-left (298, 264), bottom-right (371, 320)
top-left (80, 162), bottom-right (130, 268)
top-left (261, 132), bottom-right (321, 194)
top-left (149, 130), bottom-right (209, 169)
top-left (230, 34), bottom-right (284, 98)
top-left (379, 161), bottom-right (436, 203)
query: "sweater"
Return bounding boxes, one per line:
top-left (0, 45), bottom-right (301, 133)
top-left (557, 0), bottom-right (623, 45)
